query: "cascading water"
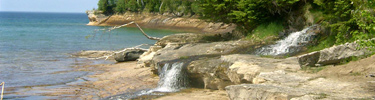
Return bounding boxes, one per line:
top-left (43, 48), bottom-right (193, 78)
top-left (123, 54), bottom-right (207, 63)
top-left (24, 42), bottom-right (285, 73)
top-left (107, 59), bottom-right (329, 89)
top-left (255, 26), bottom-right (316, 56)
top-left (106, 62), bottom-right (189, 100)
top-left (153, 62), bottom-right (189, 92)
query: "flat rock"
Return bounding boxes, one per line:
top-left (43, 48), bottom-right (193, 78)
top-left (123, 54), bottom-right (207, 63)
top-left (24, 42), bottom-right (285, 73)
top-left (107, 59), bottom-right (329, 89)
top-left (156, 33), bottom-right (202, 47)
top-left (254, 70), bottom-right (311, 87)
top-left (72, 50), bottom-right (114, 59)
top-left (225, 84), bottom-right (307, 100)
top-left (221, 54), bottom-right (301, 72)
top-left (186, 54), bottom-right (301, 90)
top-left (150, 40), bottom-right (253, 72)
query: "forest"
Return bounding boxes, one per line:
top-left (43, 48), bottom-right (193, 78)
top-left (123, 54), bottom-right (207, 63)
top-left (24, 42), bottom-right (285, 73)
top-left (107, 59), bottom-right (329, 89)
top-left (97, 0), bottom-right (375, 51)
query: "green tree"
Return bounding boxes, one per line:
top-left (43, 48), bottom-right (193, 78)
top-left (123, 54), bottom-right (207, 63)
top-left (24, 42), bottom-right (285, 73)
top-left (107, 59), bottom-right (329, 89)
top-left (126, 0), bottom-right (140, 12)
top-left (200, 0), bottom-right (301, 28)
top-left (116, 0), bottom-right (127, 13)
top-left (144, 0), bottom-right (161, 12)
top-left (98, 0), bottom-right (115, 14)
top-left (98, 0), bottom-right (109, 12)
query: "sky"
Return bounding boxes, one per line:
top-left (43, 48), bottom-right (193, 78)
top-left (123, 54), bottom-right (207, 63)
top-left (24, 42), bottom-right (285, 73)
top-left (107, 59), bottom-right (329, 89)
top-left (0, 0), bottom-right (99, 13)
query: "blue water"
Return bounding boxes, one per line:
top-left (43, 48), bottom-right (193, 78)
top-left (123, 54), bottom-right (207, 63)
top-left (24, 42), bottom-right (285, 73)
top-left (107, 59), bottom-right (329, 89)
top-left (0, 12), bottom-right (176, 89)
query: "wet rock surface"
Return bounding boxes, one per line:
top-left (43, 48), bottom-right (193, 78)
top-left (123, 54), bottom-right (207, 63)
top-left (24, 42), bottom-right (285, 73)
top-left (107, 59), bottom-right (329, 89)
top-left (226, 84), bottom-right (308, 100)
top-left (72, 50), bottom-right (114, 59)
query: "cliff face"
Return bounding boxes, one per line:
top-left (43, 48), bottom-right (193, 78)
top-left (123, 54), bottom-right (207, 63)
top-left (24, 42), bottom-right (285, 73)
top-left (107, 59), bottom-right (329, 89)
top-left (86, 10), bottom-right (236, 33)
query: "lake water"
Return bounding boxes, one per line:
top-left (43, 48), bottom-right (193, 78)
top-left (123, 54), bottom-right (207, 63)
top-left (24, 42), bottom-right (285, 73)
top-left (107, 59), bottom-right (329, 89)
top-left (0, 12), bottom-right (177, 98)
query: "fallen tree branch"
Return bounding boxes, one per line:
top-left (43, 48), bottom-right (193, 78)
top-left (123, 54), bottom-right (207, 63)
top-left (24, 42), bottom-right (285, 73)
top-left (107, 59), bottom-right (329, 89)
top-left (96, 21), bottom-right (161, 40)
top-left (133, 22), bottom-right (161, 40)
top-left (1, 82), bottom-right (4, 100)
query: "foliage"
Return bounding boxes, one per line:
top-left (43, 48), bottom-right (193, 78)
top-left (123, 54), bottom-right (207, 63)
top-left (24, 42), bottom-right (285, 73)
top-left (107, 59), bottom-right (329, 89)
top-left (350, 72), bottom-right (362, 76)
top-left (95, 0), bottom-right (375, 53)
top-left (100, 0), bottom-right (198, 15)
top-left (115, 0), bottom-right (127, 13)
top-left (313, 0), bottom-right (375, 45)
top-left (200, 0), bottom-right (301, 28)
top-left (358, 39), bottom-right (375, 52)
top-left (246, 22), bottom-right (283, 42)
top-left (315, 93), bottom-right (328, 99)
top-left (98, 0), bottom-right (116, 14)
top-left (307, 35), bottom-right (336, 52)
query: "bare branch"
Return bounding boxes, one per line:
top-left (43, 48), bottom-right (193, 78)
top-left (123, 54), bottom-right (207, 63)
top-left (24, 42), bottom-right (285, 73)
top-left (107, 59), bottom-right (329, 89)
top-left (96, 21), bottom-right (161, 40)
top-left (133, 22), bottom-right (161, 40)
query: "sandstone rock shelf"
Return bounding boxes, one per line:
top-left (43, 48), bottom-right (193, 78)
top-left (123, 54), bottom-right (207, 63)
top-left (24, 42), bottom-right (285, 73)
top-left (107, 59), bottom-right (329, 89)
top-left (86, 10), bottom-right (236, 34)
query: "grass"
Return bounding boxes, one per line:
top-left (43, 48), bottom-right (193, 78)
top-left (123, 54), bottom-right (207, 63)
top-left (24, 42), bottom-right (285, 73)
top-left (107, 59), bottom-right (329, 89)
top-left (314, 93), bottom-right (328, 99)
top-left (179, 56), bottom-right (190, 60)
top-left (245, 22), bottom-right (282, 42)
top-left (340, 56), bottom-right (360, 64)
top-left (307, 36), bottom-right (336, 52)
top-left (350, 72), bottom-right (362, 76)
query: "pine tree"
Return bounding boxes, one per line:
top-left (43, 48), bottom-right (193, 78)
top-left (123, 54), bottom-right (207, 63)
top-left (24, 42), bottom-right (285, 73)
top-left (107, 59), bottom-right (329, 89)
top-left (116, 0), bottom-right (127, 13)
top-left (98, 0), bottom-right (109, 13)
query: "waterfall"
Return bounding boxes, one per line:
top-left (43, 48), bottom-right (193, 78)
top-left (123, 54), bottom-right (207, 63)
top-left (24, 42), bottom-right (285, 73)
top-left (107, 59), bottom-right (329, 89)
top-left (255, 26), bottom-right (316, 56)
top-left (105, 62), bottom-right (189, 100)
top-left (153, 62), bottom-right (189, 92)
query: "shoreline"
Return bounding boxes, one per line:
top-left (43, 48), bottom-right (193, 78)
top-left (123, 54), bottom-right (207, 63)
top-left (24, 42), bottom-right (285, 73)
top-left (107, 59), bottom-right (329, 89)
top-left (4, 61), bottom-right (229, 100)
top-left (86, 11), bottom-right (237, 34)
top-left (69, 61), bottom-right (229, 100)
top-left (3, 61), bottom-right (158, 99)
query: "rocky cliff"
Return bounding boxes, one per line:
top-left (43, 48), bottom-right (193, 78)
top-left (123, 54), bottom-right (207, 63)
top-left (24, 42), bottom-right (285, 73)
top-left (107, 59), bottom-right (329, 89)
top-left (86, 10), bottom-right (236, 33)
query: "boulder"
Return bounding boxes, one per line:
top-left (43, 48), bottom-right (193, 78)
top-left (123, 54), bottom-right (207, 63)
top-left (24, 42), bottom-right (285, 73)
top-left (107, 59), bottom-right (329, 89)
top-left (114, 49), bottom-right (146, 62)
top-left (227, 62), bottom-right (261, 84)
top-left (187, 57), bottom-right (233, 90)
top-left (297, 51), bottom-right (320, 67)
top-left (317, 43), bottom-right (368, 65)
top-left (137, 46), bottom-right (163, 68)
top-left (297, 42), bottom-right (370, 66)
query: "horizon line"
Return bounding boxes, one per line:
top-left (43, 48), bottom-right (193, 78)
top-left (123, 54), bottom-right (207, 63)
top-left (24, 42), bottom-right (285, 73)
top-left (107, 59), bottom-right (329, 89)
top-left (0, 10), bottom-right (88, 14)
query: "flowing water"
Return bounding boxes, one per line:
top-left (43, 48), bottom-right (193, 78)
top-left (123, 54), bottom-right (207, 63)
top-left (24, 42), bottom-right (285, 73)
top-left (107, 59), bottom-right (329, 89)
top-left (106, 62), bottom-right (189, 100)
top-left (154, 62), bottom-right (189, 92)
top-left (255, 27), bottom-right (316, 56)
top-left (0, 12), bottom-right (178, 99)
